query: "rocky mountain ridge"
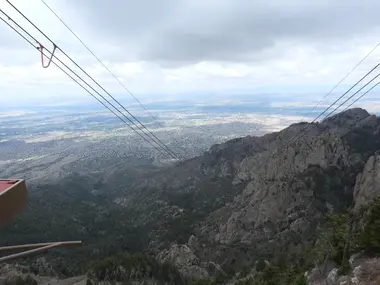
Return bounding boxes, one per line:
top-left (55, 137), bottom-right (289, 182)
top-left (114, 108), bottom-right (380, 270)
top-left (113, 108), bottom-right (380, 281)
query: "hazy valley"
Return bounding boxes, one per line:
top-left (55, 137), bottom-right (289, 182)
top-left (0, 102), bottom-right (310, 183)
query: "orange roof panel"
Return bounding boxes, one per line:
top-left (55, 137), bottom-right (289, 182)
top-left (0, 180), bottom-right (18, 194)
top-left (0, 179), bottom-right (28, 226)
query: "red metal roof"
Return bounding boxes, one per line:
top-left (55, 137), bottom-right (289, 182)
top-left (0, 180), bottom-right (18, 194)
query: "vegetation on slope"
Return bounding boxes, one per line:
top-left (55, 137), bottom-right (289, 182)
top-left (87, 252), bottom-right (185, 284)
top-left (221, 197), bottom-right (380, 285)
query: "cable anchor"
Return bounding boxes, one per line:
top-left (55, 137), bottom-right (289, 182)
top-left (38, 43), bottom-right (57, 68)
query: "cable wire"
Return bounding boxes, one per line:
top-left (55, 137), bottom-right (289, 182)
top-left (342, 81), bottom-right (380, 113)
top-left (322, 71), bottom-right (380, 121)
top-left (300, 40), bottom-right (380, 122)
top-left (292, 72), bottom-right (380, 145)
top-left (1, 10), bottom-right (175, 160)
top-left (3, 1), bottom-right (182, 161)
top-left (0, 13), bottom-right (178, 160)
top-left (38, 0), bottom-right (186, 162)
top-left (283, 60), bottom-right (380, 148)
top-left (39, 0), bottom-right (164, 128)
top-left (5, 0), bottom-right (181, 161)
top-left (249, 63), bottom-right (380, 175)
top-left (0, 15), bottom-right (173, 159)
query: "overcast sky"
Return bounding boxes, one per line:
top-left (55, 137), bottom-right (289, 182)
top-left (1, 0), bottom-right (380, 113)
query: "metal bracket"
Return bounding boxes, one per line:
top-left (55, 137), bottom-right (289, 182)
top-left (38, 43), bottom-right (57, 68)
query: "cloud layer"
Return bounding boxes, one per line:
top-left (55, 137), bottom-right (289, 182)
top-left (72, 0), bottom-right (380, 64)
top-left (1, 0), bottom-right (380, 109)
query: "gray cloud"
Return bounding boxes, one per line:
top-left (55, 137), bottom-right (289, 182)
top-left (71, 0), bottom-right (380, 65)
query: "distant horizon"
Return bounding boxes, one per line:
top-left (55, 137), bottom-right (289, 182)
top-left (2, 93), bottom-right (379, 120)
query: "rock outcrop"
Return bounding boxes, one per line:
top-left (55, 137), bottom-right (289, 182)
top-left (307, 257), bottom-right (380, 285)
top-left (0, 263), bottom-right (86, 285)
top-left (157, 242), bottom-right (223, 281)
top-left (354, 155), bottom-right (380, 210)
top-left (30, 257), bottom-right (58, 277)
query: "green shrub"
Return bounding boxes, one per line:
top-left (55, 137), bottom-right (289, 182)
top-left (193, 278), bottom-right (214, 285)
top-left (255, 259), bottom-right (267, 272)
top-left (358, 198), bottom-right (380, 256)
top-left (292, 274), bottom-right (308, 285)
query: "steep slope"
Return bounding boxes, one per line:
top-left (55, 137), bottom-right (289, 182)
top-left (109, 108), bottom-right (380, 272)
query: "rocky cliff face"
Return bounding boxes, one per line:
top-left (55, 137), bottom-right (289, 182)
top-left (198, 111), bottom-right (377, 258)
top-left (354, 155), bottom-right (380, 210)
top-left (119, 108), bottom-right (380, 274)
